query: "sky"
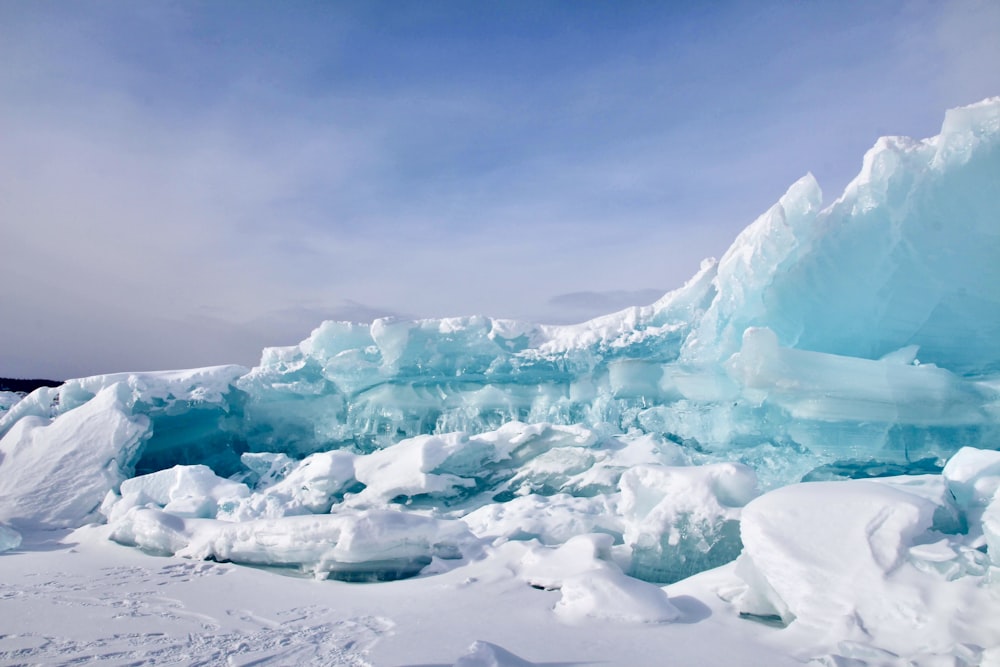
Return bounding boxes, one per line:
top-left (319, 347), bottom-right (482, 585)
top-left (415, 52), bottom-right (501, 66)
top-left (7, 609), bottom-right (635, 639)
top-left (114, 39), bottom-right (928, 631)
top-left (1, 1), bottom-right (999, 380)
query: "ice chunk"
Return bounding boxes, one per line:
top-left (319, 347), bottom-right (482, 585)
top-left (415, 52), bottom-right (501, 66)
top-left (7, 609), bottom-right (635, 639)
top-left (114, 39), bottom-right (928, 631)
top-left (690, 98), bottom-right (1000, 374)
top-left (942, 446), bottom-right (1000, 511)
top-left (0, 524), bottom-right (21, 552)
top-left (618, 463), bottom-right (757, 582)
top-left (682, 172), bottom-right (824, 366)
top-left (982, 494), bottom-right (1000, 566)
top-left (118, 465), bottom-right (250, 518)
top-left (0, 391), bottom-right (22, 417)
top-left (906, 537), bottom-right (988, 580)
top-left (240, 451), bottom-right (296, 487)
top-left (462, 494), bottom-right (620, 545)
top-left (866, 473), bottom-right (964, 534)
top-left (0, 383), bottom-right (150, 529)
top-left (726, 327), bottom-right (993, 426)
top-left (107, 506), bottom-right (190, 556)
top-left (110, 507), bottom-right (474, 581)
top-left (238, 450), bottom-right (356, 516)
top-left (941, 447), bottom-right (1000, 547)
top-left (518, 534), bottom-right (679, 623)
top-left (518, 533), bottom-right (618, 590)
top-left (351, 433), bottom-right (476, 506)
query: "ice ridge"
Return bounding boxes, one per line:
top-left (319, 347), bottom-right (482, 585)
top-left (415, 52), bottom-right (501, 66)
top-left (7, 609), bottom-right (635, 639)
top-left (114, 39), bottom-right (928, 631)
top-left (1, 98), bottom-right (999, 588)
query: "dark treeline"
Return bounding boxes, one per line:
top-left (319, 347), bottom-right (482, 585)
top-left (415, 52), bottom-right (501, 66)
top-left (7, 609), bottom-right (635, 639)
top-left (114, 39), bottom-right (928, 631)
top-left (0, 378), bottom-right (64, 393)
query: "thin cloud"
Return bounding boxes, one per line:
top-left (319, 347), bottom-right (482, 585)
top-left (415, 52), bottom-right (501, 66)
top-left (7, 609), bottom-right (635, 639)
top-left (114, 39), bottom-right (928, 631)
top-left (1, 2), bottom-right (998, 378)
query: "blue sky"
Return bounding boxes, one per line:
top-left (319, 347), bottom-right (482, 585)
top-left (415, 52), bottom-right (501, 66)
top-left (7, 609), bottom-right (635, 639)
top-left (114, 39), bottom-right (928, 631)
top-left (1, 1), bottom-right (998, 379)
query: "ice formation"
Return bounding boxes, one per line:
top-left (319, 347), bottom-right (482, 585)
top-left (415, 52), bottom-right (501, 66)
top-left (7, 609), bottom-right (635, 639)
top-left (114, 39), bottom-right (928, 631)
top-left (0, 524), bottom-right (21, 553)
top-left (1, 99), bottom-right (1000, 661)
top-left (0, 390), bottom-right (22, 417)
top-left (729, 462), bottom-right (1000, 663)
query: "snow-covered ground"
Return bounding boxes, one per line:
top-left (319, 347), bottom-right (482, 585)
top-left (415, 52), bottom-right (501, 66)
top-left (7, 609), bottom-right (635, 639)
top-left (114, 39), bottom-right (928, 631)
top-left (6, 451), bottom-right (1000, 667)
top-left (0, 525), bottom-right (805, 667)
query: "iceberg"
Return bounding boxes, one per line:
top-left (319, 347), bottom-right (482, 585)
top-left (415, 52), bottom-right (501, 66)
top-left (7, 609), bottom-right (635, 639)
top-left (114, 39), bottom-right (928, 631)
top-left (1, 98), bottom-right (999, 596)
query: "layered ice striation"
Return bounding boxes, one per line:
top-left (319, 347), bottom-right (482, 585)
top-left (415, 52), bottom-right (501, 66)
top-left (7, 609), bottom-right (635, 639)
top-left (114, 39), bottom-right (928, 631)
top-left (235, 97), bottom-right (1000, 470)
top-left (1, 98), bottom-right (999, 588)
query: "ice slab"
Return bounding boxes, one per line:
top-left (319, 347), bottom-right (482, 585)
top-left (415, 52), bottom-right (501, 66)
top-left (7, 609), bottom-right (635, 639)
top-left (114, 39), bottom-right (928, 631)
top-left (0, 384), bottom-right (150, 529)
top-left (109, 507), bottom-right (473, 581)
top-left (118, 465), bottom-right (250, 519)
top-left (0, 524), bottom-right (21, 552)
top-left (618, 463), bottom-right (757, 582)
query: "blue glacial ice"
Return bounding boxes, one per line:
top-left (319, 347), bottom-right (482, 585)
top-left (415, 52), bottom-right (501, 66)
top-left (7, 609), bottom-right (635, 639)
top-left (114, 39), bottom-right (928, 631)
top-left (1, 98), bottom-right (999, 589)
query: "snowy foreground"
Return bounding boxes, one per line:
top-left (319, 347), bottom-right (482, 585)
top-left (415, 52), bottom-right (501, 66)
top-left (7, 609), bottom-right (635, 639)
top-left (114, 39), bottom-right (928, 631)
top-left (4, 452), bottom-right (1000, 667)
top-left (0, 524), bottom-right (805, 667)
top-left (2, 98), bottom-right (1000, 666)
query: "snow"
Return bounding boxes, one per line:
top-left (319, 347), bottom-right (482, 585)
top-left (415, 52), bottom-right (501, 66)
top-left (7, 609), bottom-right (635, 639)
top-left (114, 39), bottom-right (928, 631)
top-left (0, 383), bottom-right (150, 529)
top-left (0, 525), bottom-right (803, 666)
top-left (732, 477), bottom-right (1000, 664)
top-left (1, 97), bottom-right (1000, 665)
top-left (517, 534), bottom-right (681, 623)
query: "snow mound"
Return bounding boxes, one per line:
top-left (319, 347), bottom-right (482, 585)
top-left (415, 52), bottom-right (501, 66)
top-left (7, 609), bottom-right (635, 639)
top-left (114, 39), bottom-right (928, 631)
top-left (453, 641), bottom-right (535, 667)
top-left (732, 473), bottom-right (1000, 663)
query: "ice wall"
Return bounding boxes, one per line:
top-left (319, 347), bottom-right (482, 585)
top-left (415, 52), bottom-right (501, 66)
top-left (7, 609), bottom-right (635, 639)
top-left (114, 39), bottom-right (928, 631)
top-left (229, 98), bottom-right (1000, 469)
top-left (2, 98), bottom-right (999, 587)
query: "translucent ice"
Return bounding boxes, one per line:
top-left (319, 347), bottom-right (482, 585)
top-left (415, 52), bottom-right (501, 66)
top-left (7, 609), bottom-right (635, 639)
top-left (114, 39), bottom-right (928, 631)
top-left (98, 424), bottom-right (749, 583)
top-left (0, 524), bottom-right (21, 552)
top-left (618, 463), bottom-right (756, 582)
top-left (0, 391), bottom-right (22, 417)
top-left (213, 97), bottom-right (1000, 469)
